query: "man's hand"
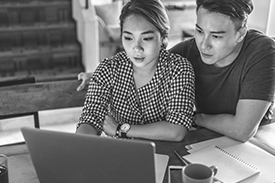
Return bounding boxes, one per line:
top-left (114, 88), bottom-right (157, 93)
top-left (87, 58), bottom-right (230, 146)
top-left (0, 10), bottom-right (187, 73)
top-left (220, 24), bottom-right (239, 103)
top-left (76, 72), bottom-right (93, 91)
top-left (103, 115), bottom-right (118, 136)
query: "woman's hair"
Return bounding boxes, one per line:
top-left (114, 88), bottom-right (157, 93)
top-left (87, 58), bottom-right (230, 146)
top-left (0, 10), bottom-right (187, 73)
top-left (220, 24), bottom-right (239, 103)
top-left (119, 0), bottom-right (170, 48)
top-left (196, 0), bottom-right (253, 30)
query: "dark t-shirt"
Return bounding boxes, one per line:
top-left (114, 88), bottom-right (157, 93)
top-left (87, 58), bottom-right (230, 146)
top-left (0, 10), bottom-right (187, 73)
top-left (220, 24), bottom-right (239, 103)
top-left (169, 29), bottom-right (275, 121)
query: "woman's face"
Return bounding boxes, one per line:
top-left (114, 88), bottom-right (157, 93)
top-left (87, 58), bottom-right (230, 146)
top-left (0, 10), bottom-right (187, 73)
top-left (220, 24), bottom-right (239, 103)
top-left (122, 14), bottom-right (162, 69)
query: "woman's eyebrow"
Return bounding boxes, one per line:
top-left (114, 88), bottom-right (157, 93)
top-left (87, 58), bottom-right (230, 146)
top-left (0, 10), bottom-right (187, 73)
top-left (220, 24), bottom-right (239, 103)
top-left (122, 30), bottom-right (155, 35)
top-left (141, 30), bottom-right (155, 35)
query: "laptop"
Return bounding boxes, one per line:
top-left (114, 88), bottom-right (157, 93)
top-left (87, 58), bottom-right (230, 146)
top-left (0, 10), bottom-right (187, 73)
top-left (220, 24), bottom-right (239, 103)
top-left (21, 127), bottom-right (169, 183)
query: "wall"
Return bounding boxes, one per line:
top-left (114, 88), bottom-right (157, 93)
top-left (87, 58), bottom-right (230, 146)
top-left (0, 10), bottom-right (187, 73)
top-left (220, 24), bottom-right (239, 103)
top-left (248, 0), bottom-right (275, 37)
top-left (266, 0), bottom-right (275, 37)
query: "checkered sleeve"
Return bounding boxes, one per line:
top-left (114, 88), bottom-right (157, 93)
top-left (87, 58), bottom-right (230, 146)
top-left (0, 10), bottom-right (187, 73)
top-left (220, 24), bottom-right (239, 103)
top-left (166, 55), bottom-right (195, 130)
top-left (77, 58), bottom-right (113, 135)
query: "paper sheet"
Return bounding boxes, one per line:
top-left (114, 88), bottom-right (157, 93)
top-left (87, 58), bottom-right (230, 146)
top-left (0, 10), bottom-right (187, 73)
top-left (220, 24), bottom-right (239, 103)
top-left (185, 136), bottom-right (275, 182)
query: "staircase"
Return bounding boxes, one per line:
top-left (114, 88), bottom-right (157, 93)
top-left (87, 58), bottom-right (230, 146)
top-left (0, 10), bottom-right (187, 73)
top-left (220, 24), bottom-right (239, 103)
top-left (0, 0), bottom-right (84, 81)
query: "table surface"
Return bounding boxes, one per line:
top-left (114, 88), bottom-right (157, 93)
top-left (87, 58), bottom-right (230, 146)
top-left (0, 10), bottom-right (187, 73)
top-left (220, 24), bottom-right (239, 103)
top-left (0, 127), bottom-right (222, 183)
top-left (2, 124), bottom-right (275, 183)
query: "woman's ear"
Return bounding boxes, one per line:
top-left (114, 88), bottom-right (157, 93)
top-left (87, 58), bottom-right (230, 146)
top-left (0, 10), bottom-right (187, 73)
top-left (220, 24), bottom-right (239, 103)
top-left (162, 37), bottom-right (168, 49)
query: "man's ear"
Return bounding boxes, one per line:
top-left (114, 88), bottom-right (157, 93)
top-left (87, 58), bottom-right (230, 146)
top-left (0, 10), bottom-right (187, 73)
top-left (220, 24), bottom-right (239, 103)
top-left (237, 26), bottom-right (247, 43)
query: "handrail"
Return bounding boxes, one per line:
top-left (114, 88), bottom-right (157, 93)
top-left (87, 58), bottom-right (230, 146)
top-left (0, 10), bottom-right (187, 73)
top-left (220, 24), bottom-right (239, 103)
top-left (72, 0), bottom-right (121, 72)
top-left (72, 0), bottom-right (100, 72)
top-left (85, 0), bottom-right (89, 9)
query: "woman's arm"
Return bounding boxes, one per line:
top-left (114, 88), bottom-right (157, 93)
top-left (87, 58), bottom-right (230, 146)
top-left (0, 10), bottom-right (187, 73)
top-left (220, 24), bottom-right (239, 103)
top-left (76, 124), bottom-right (98, 135)
top-left (77, 59), bottom-right (113, 135)
top-left (103, 115), bottom-right (188, 141)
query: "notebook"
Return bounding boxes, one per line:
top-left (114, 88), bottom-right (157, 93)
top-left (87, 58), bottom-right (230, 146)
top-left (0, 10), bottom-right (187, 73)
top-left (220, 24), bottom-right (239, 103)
top-left (21, 127), bottom-right (169, 183)
top-left (184, 145), bottom-right (260, 183)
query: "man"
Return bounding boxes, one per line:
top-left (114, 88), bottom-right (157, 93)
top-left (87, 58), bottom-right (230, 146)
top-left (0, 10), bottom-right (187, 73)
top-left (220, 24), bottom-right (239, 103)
top-left (77, 0), bottom-right (275, 142)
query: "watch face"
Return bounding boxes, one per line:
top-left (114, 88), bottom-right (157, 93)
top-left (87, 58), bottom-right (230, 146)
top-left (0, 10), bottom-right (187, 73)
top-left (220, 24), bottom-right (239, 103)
top-left (121, 124), bottom-right (130, 132)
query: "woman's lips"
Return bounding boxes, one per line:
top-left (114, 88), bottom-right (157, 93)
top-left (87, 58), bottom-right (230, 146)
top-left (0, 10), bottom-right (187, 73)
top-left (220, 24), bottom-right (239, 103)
top-left (133, 57), bottom-right (145, 62)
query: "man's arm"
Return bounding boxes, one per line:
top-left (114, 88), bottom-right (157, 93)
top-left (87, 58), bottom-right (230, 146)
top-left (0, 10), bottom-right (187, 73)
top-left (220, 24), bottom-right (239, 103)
top-left (195, 99), bottom-right (271, 142)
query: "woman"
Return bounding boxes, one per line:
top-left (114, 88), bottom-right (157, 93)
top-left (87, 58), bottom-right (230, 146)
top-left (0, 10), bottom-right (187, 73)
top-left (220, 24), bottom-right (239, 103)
top-left (76, 0), bottom-right (195, 141)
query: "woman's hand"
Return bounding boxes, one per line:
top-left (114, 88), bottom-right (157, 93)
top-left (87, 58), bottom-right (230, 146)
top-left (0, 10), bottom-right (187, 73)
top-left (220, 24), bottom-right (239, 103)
top-left (103, 115), bottom-right (118, 136)
top-left (76, 72), bottom-right (93, 91)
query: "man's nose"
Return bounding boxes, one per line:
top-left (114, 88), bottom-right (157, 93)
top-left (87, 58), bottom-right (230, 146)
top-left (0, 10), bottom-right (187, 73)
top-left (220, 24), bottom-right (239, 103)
top-left (201, 36), bottom-right (211, 50)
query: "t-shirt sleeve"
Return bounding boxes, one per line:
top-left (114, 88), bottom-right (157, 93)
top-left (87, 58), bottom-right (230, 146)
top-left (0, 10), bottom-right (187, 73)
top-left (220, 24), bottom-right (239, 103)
top-left (240, 38), bottom-right (275, 102)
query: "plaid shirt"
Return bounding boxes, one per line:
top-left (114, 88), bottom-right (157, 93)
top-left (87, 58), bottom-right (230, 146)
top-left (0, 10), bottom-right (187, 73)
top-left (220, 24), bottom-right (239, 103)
top-left (78, 49), bottom-right (195, 135)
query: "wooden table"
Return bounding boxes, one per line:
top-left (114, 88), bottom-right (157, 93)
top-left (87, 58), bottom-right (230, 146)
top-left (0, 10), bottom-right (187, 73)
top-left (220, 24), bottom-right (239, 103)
top-left (0, 128), bottom-right (222, 183)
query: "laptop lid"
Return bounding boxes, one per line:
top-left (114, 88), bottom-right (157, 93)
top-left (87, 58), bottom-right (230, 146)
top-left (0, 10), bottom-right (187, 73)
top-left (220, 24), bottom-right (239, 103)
top-left (21, 127), bottom-right (168, 183)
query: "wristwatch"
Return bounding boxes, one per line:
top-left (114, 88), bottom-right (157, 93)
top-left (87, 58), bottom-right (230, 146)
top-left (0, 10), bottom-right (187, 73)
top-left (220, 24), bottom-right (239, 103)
top-left (120, 123), bottom-right (131, 138)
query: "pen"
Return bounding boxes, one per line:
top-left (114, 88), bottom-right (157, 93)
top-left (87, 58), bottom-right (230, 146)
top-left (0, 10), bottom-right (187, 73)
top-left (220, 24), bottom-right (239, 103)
top-left (173, 150), bottom-right (224, 183)
top-left (174, 150), bottom-right (191, 165)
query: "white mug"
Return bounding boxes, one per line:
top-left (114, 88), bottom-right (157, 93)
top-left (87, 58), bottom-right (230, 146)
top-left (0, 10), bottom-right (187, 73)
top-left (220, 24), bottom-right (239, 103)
top-left (182, 163), bottom-right (218, 183)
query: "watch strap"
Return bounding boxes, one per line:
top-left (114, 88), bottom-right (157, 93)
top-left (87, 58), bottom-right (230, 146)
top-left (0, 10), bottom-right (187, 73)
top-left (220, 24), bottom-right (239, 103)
top-left (121, 131), bottom-right (128, 138)
top-left (116, 124), bottom-right (122, 137)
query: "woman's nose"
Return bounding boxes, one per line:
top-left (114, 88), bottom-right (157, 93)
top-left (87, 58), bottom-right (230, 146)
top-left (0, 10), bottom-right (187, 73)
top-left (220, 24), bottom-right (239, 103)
top-left (133, 41), bottom-right (143, 52)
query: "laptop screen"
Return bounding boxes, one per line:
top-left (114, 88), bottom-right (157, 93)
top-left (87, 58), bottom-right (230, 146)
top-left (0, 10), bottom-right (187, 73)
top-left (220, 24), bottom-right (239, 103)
top-left (21, 127), bottom-right (168, 183)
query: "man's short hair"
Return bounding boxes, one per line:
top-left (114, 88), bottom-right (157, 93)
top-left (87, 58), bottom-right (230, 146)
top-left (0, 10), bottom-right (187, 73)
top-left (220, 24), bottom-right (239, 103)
top-left (196, 0), bottom-right (253, 29)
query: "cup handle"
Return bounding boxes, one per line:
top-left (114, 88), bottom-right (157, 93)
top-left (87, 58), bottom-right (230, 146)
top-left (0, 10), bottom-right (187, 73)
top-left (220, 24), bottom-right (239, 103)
top-left (209, 165), bottom-right (218, 176)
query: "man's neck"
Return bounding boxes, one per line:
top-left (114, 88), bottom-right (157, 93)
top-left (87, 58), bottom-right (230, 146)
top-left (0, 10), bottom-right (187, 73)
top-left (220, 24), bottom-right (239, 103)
top-left (215, 41), bottom-right (244, 68)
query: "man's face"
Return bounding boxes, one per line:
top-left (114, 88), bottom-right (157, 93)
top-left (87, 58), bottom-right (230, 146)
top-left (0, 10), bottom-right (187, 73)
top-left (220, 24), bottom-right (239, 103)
top-left (195, 7), bottom-right (243, 67)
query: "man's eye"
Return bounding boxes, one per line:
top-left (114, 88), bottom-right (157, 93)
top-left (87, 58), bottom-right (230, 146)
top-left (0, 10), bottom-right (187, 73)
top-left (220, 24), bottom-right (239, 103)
top-left (212, 35), bottom-right (223, 39)
top-left (196, 28), bottom-right (203, 34)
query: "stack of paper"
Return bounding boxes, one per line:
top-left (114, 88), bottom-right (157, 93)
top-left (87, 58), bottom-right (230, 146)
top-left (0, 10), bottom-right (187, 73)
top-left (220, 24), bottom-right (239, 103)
top-left (184, 145), bottom-right (260, 182)
top-left (184, 136), bottom-right (275, 183)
